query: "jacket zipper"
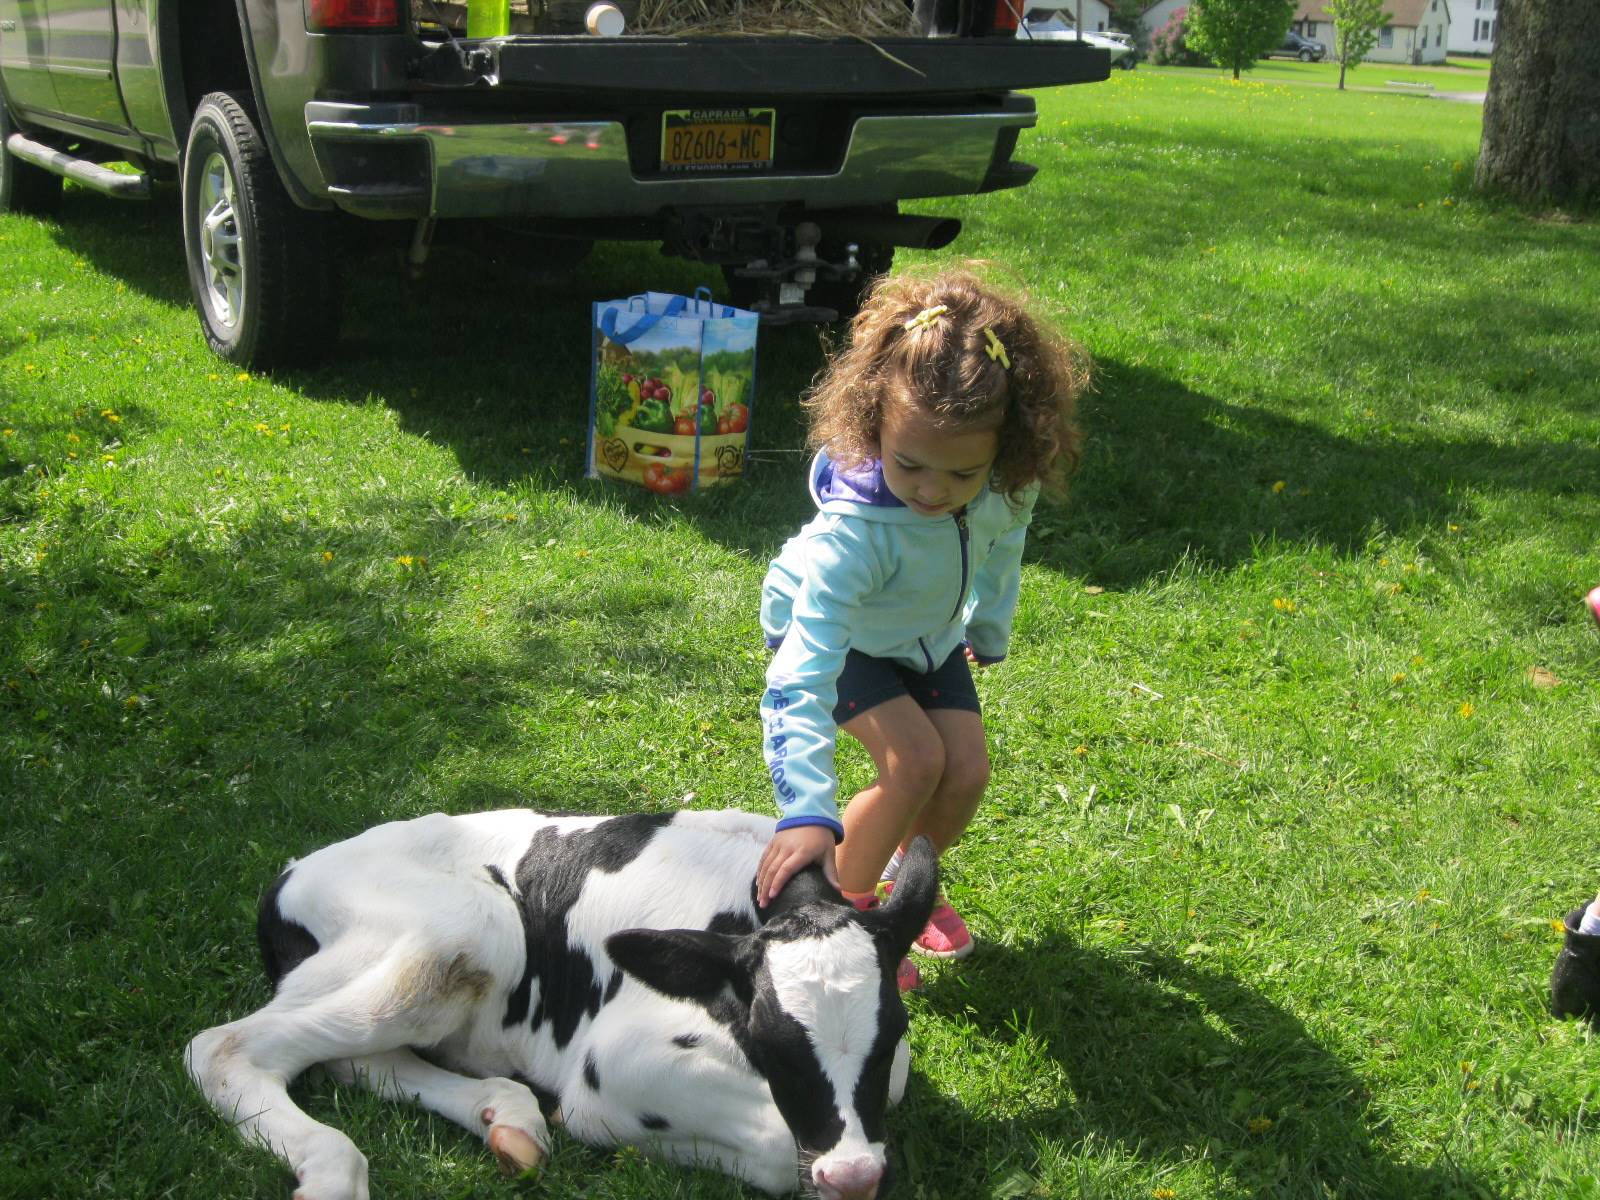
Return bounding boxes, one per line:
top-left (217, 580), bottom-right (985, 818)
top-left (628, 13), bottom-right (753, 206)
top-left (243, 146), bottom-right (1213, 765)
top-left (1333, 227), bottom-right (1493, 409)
top-left (950, 511), bottom-right (970, 623)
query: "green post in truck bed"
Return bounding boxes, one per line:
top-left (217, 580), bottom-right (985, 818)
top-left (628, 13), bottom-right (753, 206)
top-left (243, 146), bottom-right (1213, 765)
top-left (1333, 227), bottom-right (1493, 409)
top-left (0, 0), bottom-right (1108, 367)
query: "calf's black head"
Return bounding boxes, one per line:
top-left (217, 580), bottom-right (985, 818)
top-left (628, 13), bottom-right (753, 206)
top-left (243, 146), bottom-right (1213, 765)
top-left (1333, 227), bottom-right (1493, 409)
top-left (607, 836), bottom-right (940, 1199)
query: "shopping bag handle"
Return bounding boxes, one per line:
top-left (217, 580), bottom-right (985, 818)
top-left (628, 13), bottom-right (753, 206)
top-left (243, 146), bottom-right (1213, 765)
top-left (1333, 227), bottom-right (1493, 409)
top-left (690, 286), bottom-right (740, 318)
top-left (600, 294), bottom-right (687, 344)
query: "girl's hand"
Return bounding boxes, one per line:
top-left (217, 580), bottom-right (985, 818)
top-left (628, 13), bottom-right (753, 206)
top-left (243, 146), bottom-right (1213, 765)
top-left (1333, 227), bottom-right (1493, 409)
top-left (757, 826), bottom-right (839, 908)
top-left (964, 645), bottom-right (986, 668)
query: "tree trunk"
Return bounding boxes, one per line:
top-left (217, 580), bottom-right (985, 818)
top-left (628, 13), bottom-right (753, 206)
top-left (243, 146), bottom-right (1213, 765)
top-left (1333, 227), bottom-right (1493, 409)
top-left (1338, 61), bottom-right (1347, 90)
top-left (1475, 0), bottom-right (1600, 208)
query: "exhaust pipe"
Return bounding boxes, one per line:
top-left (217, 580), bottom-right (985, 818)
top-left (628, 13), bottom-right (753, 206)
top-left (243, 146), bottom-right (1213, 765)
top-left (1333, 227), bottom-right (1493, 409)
top-left (817, 209), bottom-right (962, 251)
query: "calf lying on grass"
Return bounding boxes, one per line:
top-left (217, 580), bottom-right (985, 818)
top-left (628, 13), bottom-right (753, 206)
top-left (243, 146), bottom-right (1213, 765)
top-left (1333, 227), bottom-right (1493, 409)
top-left (185, 809), bottom-right (938, 1200)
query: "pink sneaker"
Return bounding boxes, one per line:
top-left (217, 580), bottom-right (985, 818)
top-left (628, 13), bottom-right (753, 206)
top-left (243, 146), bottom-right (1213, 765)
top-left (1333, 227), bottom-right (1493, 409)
top-left (879, 883), bottom-right (974, 960)
top-left (847, 892), bottom-right (923, 991)
top-left (913, 899), bottom-right (974, 959)
top-left (896, 957), bottom-right (923, 991)
top-left (1587, 586), bottom-right (1600, 630)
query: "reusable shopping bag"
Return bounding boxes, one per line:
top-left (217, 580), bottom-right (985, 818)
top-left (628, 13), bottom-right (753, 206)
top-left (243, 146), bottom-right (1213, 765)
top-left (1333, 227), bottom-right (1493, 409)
top-left (587, 288), bottom-right (758, 494)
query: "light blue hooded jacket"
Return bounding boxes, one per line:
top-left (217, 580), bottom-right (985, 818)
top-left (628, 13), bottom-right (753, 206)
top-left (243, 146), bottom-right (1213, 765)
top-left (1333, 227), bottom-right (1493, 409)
top-left (760, 451), bottom-right (1038, 841)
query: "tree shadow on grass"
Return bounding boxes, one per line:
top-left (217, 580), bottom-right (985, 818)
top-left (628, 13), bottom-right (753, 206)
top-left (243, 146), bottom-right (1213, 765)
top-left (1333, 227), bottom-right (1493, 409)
top-left (899, 934), bottom-right (1494, 1199)
top-left (1039, 358), bottom-right (1600, 589)
top-left (38, 174), bottom-right (1600, 611)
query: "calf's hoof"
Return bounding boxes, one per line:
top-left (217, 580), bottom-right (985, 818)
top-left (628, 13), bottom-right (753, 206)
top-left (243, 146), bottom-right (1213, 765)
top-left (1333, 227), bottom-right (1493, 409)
top-left (292, 1137), bottom-right (369, 1200)
top-left (488, 1123), bottom-right (544, 1175)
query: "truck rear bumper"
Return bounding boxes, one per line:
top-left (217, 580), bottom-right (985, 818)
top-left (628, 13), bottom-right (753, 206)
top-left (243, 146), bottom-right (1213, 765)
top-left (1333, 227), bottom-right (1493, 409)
top-left (305, 102), bottom-right (1037, 221)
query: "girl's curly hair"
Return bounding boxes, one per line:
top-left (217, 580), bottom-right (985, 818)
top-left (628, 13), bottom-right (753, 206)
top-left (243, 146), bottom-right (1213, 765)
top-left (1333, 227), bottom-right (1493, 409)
top-left (803, 267), bottom-right (1088, 503)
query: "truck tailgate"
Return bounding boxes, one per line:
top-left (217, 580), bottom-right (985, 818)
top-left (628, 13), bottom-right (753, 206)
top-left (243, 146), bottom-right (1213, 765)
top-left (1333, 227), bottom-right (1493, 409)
top-left (419, 36), bottom-right (1110, 96)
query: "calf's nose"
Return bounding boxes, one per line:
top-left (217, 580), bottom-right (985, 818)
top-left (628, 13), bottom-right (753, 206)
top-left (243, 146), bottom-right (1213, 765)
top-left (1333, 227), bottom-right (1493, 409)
top-left (814, 1155), bottom-right (882, 1200)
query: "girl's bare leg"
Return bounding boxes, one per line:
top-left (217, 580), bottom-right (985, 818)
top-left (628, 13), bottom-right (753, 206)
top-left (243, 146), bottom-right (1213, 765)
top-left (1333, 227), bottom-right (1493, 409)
top-left (903, 707), bottom-right (990, 856)
top-left (836, 696), bottom-right (944, 895)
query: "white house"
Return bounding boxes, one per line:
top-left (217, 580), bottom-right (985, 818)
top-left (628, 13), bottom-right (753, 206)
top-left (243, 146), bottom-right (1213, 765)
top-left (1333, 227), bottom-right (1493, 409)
top-left (1023, 0), bottom-right (1116, 33)
top-left (1447, 0), bottom-right (1495, 54)
top-left (1293, 0), bottom-right (1451, 64)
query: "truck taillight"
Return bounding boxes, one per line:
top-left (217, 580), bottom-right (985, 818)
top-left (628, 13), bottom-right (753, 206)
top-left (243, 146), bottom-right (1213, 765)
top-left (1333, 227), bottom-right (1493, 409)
top-left (306, 0), bottom-right (400, 30)
top-left (990, 0), bottom-right (1021, 34)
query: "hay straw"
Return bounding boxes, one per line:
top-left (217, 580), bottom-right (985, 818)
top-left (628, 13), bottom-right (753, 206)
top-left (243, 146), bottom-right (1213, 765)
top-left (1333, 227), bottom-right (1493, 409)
top-left (415, 0), bottom-right (919, 37)
top-left (633, 0), bottom-right (917, 36)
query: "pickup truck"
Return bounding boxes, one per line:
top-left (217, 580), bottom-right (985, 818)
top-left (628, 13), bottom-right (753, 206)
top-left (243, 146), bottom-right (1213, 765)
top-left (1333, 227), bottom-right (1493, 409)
top-left (0, 0), bottom-right (1106, 367)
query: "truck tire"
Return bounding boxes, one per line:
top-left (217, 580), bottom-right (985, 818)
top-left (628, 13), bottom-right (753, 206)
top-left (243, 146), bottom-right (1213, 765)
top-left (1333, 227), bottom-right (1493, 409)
top-left (0, 91), bottom-right (65, 216)
top-left (182, 91), bottom-right (341, 368)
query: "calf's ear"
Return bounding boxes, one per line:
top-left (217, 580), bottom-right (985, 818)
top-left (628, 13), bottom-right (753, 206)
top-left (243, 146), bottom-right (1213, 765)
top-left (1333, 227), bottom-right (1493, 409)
top-left (867, 835), bottom-right (939, 954)
top-left (607, 928), bottom-right (744, 1001)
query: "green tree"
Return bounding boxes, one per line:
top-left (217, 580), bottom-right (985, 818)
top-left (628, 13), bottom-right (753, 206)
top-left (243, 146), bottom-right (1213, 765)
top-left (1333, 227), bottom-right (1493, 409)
top-left (1186, 0), bottom-right (1296, 79)
top-left (1325, 0), bottom-right (1388, 90)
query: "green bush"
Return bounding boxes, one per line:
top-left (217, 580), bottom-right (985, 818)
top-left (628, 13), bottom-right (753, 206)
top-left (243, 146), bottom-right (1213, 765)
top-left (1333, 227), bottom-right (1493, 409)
top-left (1149, 5), bottom-right (1211, 65)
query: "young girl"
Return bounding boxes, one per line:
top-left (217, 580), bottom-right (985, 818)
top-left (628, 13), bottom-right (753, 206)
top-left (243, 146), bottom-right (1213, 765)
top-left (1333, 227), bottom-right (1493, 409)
top-left (753, 269), bottom-right (1088, 983)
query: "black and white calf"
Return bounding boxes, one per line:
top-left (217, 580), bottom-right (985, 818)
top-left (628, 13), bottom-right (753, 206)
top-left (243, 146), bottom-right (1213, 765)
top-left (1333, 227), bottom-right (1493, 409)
top-left (185, 809), bottom-right (937, 1200)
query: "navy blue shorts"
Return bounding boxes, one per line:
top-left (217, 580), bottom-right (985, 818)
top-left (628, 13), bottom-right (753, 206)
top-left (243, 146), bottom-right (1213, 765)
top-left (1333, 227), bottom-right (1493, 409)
top-left (832, 647), bottom-right (981, 726)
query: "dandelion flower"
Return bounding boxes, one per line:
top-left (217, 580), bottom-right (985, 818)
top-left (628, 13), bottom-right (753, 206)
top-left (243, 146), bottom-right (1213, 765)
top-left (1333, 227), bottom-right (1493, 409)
top-left (1247, 1116), bottom-right (1273, 1134)
top-left (1271, 480), bottom-right (1286, 494)
top-left (1458, 702), bottom-right (1474, 718)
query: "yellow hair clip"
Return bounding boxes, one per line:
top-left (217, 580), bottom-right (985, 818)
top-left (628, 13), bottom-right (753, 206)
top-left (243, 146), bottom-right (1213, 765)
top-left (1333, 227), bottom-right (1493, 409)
top-left (903, 304), bottom-right (949, 333)
top-left (983, 326), bottom-right (1010, 370)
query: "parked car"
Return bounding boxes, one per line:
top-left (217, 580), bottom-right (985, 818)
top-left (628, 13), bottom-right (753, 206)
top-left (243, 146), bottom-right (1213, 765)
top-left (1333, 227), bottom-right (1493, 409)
top-left (1269, 30), bottom-right (1328, 61)
top-left (1017, 14), bottom-right (1137, 68)
top-left (0, 0), bottom-right (1110, 367)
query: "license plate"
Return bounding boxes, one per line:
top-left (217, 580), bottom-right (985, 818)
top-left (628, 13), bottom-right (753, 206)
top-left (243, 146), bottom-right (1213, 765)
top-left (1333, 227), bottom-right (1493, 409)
top-left (660, 108), bottom-right (775, 172)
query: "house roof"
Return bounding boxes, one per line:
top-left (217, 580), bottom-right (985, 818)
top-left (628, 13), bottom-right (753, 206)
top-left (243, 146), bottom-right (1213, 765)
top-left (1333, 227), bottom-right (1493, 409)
top-left (1294, 0), bottom-right (1449, 28)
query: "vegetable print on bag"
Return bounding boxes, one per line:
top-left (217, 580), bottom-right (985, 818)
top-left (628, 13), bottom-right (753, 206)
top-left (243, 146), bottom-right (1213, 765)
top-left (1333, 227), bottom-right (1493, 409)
top-left (587, 289), bottom-right (758, 494)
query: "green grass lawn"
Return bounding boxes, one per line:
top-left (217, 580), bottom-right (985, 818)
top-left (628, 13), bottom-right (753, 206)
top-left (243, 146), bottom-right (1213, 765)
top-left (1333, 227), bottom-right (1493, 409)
top-left (5, 69), bottom-right (1600, 1200)
top-left (1147, 59), bottom-right (1491, 93)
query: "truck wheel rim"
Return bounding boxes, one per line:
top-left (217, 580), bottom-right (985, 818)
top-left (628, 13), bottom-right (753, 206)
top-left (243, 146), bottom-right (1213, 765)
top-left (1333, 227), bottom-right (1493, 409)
top-left (197, 151), bottom-right (243, 331)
